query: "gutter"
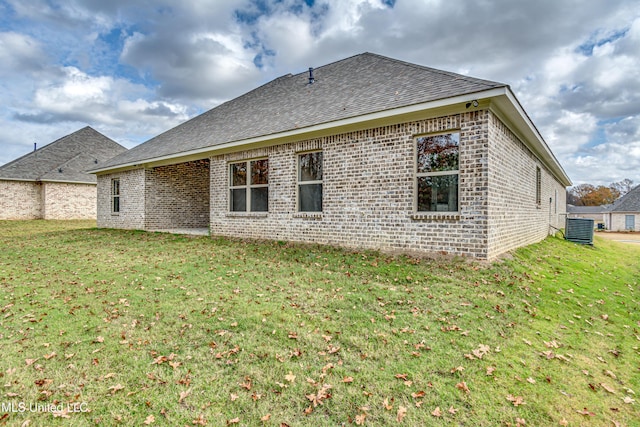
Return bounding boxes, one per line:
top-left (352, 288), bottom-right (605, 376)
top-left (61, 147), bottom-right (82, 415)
top-left (0, 177), bottom-right (96, 185)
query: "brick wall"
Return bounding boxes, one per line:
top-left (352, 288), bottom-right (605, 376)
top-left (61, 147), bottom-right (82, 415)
top-left (97, 161), bottom-right (210, 230)
top-left (97, 169), bottom-right (146, 229)
top-left (609, 213), bottom-right (639, 231)
top-left (1, 180), bottom-right (97, 220)
top-left (98, 111), bottom-right (568, 260)
top-left (0, 180), bottom-right (42, 219)
top-left (145, 160), bottom-right (210, 229)
top-left (486, 112), bottom-right (567, 258)
top-left (210, 112), bottom-right (491, 258)
top-left (42, 182), bottom-right (96, 219)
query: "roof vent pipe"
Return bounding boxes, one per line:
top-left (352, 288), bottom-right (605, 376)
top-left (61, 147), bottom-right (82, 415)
top-left (308, 67), bottom-right (315, 84)
top-left (34, 143), bottom-right (37, 152)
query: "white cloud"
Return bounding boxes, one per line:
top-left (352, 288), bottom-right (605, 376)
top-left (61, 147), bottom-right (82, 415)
top-left (1, 0), bottom-right (640, 188)
top-left (0, 32), bottom-right (46, 76)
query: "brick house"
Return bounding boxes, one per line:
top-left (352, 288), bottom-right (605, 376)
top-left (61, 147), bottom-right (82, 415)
top-left (604, 185), bottom-right (640, 231)
top-left (92, 53), bottom-right (571, 259)
top-left (0, 127), bottom-right (127, 220)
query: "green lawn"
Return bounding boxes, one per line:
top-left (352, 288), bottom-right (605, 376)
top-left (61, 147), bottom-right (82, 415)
top-left (0, 221), bottom-right (638, 426)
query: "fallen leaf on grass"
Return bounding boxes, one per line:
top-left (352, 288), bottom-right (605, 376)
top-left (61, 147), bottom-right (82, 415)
top-left (143, 415), bottom-right (155, 425)
top-left (559, 418), bottom-right (568, 426)
top-left (192, 414), bottom-right (207, 425)
top-left (486, 366), bottom-right (496, 376)
top-left (355, 413), bottom-right (366, 425)
top-left (431, 407), bottom-right (441, 417)
top-left (456, 382), bottom-right (470, 393)
top-left (25, 359), bottom-right (38, 366)
top-left (576, 408), bottom-right (595, 416)
top-left (383, 397), bottom-right (394, 410)
top-left (516, 417), bottom-right (526, 426)
top-left (261, 414), bottom-right (271, 422)
top-left (43, 352), bottom-right (56, 360)
top-left (52, 409), bottom-right (70, 419)
top-left (306, 384), bottom-right (333, 407)
top-left (397, 406), bottom-right (407, 422)
top-left (506, 394), bottom-right (525, 406)
top-left (342, 376), bottom-right (354, 383)
top-left (448, 406), bottom-right (458, 415)
top-left (108, 384), bottom-right (124, 394)
top-left (227, 418), bottom-right (240, 424)
top-left (285, 372), bottom-right (296, 383)
top-left (600, 383), bottom-right (616, 394)
top-left (622, 396), bottom-right (635, 404)
top-left (178, 389), bottom-right (191, 403)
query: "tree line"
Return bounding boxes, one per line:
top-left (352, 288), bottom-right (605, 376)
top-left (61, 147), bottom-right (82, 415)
top-left (567, 179), bottom-right (634, 206)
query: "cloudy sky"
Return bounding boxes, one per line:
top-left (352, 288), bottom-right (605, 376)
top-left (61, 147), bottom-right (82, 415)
top-left (1, 0), bottom-right (639, 187)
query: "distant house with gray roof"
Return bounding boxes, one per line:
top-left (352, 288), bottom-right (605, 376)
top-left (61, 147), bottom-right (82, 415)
top-left (0, 127), bottom-right (127, 220)
top-left (91, 53), bottom-right (571, 260)
top-left (567, 204), bottom-right (609, 229)
top-left (604, 185), bottom-right (640, 231)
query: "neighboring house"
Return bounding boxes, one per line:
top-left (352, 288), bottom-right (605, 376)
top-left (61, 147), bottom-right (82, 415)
top-left (0, 127), bottom-right (127, 220)
top-left (91, 53), bottom-right (571, 260)
top-left (567, 204), bottom-right (609, 229)
top-left (604, 185), bottom-right (640, 231)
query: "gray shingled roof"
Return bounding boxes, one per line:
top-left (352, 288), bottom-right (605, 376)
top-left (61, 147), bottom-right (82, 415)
top-left (0, 127), bottom-right (127, 184)
top-left (608, 185), bottom-right (640, 212)
top-left (98, 52), bottom-right (506, 170)
top-left (567, 204), bottom-right (610, 214)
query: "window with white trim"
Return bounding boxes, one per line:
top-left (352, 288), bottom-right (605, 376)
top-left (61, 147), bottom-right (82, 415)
top-left (298, 151), bottom-right (323, 212)
top-left (111, 178), bottom-right (120, 213)
top-left (229, 159), bottom-right (269, 212)
top-left (415, 132), bottom-right (459, 212)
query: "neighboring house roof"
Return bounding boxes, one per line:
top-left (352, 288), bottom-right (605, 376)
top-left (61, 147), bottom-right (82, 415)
top-left (92, 52), bottom-right (571, 186)
top-left (607, 185), bottom-right (640, 212)
top-left (0, 127), bottom-right (126, 184)
top-left (567, 204), bottom-right (610, 214)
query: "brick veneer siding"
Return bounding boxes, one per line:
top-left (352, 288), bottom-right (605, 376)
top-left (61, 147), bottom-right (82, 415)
top-left (98, 111), bottom-right (568, 259)
top-left (608, 213), bottom-right (639, 231)
top-left (0, 180), bottom-right (97, 220)
top-left (486, 112), bottom-right (567, 259)
top-left (0, 180), bottom-right (42, 219)
top-left (210, 112), bottom-right (492, 258)
top-left (97, 161), bottom-right (210, 230)
top-left (97, 169), bottom-right (146, 229)
top-left (42, 182), bottom-right (96, 219)
top-left (145, 160), bottom-right (210, 229)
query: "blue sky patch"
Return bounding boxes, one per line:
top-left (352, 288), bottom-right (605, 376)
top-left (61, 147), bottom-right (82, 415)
top-left (577, 28), bottom-right (628, 56)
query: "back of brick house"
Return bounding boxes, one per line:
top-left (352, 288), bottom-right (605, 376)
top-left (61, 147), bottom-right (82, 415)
top-left (92, 53), bottom-right (570, 260)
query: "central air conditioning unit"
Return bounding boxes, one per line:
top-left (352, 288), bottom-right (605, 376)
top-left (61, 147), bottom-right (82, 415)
top-left (565, 217), bottom-right (594, 245)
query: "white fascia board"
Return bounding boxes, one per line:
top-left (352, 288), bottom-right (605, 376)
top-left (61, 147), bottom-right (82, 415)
top-left (0, 177), bottom-right (96, 185)
top-left (90, 88), bottom-right (506, 174)
top-left (0, 177), bottom-right (37, 182)
top-left (40, 179), bottom-right (96, 185)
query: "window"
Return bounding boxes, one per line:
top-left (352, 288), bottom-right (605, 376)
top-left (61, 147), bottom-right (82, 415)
top-left (536, 167), bottom-right (542, 205)
top-left (111, 178), bottom-right (120, 213)
top-left (298, 152), bottom-right (323, 212)
top-left (229, 159), bottom-right (268, 212)
top-left (415, 132), bottom-right (459, 212)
